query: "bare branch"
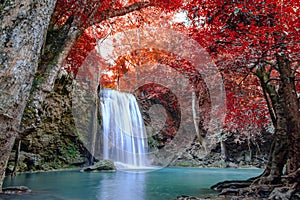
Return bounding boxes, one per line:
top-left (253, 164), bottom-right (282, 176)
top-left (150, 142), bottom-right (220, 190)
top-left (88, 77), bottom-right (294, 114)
top-left (263, 60), bottom-right (276, 67)
top-left (238, 70), bottom-right (252, 86)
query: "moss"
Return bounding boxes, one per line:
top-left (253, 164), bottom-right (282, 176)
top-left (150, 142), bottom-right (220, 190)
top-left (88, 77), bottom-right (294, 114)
top-left (245, 151), bottom-right (251, 157)
top-left (147, 136), bottom-right (158, 150)
top-left (177, 163), bottom-right (192, 167)
top-left (30, 74), bottom-right (46, 94)
top-left (37, 16), bottom-right (74, 74)
top-left (19, 70), bottom-right (90, 173)
top-left (83, 160), bottom-right (116, 171)
top-left (62, 144), bottom-right (78, 160)
top-left (22, 105), bottom-right (35, 120)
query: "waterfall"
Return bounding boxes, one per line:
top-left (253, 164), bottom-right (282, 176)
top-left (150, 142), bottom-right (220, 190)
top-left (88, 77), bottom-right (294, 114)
top-left (100, 88), bottom-right (149, 169)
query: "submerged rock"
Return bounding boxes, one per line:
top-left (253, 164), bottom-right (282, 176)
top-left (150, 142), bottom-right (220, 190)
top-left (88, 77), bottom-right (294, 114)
top-left (2, 186), bottom-right (31, 194)
top-left (81, 160), bottom-right (116, 172)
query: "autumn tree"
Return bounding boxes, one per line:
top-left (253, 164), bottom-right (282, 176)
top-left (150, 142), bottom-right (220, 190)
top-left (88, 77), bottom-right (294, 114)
top-left (185, 0), bottom-right (300, 197)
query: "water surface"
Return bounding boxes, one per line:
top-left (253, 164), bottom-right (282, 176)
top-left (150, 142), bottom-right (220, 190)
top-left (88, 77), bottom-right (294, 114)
top-left (2, 168), bottom-right (262, 200)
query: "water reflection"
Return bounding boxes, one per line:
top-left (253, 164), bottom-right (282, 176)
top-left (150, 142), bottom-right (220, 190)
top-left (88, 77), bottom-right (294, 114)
top-left (97, 172), bottom-right (146, 200)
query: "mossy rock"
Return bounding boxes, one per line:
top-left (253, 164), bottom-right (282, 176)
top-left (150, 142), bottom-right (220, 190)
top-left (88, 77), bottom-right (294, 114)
top-left (81, 160), bottom-right (116, 172)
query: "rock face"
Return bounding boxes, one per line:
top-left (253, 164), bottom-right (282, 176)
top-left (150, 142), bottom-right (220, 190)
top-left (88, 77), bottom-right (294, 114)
top-left (0, 0), bottom-right (57, 191)
top-left (7, 76), bottom-right (91, 173)
top-left (81, 160), bottom-right (116, 172)
top-left (169, 132), bottom-right (273, 168)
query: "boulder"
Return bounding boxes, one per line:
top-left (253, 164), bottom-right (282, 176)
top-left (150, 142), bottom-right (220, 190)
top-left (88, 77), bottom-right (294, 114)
top-left (3, 186), bottom-right (31, 194)
top-left (176, 195), bottom-right (206, 200)
top-left (81, 160), bottom-right (116, 172)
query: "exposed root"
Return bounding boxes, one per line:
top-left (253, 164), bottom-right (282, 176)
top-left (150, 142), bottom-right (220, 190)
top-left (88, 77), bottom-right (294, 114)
top-left (211, 180), bottom-right (253, 192)
top-left (211, 170), bottom-right (300, 199)
top-left (268, 184), bottom-right (298, 200)
top-left (217, 184), bottom-right (275, 198)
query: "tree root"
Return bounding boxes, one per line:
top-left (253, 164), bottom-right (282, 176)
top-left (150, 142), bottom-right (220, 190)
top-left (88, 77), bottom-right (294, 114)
top-left (211, 180), bottom-right (253, 192)
top-left (211, 171), bottom-right (300, 200)
top-left (268, 183), bottom-right (299, 200)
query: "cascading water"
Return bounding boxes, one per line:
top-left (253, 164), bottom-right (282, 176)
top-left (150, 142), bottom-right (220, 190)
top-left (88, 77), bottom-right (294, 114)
top-left (100, 88), bottom-right (149, 169)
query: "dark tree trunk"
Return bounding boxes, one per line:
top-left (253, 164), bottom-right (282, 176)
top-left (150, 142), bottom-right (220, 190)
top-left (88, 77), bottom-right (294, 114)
top-left (277, 55), bottom-right (300, 175)
top-left (0, 0), bottom-right (56, 192)
top-left (258, 78), bottom-right (289, 184)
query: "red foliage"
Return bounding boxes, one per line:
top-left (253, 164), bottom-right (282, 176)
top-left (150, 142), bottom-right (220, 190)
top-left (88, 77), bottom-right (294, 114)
top-left (53, 0), bottom-right (299, 140)
top-left (184, 0), bottom-right (299, 137)
top-left (65, 31), bottom-right (97, 75)
top-left (223, 71), bottom-right (270, 136)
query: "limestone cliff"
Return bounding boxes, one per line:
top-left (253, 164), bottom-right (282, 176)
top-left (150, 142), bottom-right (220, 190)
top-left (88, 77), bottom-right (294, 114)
top-left (7, 76), bottom-right (90, 173)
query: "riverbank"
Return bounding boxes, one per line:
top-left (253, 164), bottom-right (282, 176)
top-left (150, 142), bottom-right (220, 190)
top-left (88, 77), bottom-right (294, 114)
top-left (6, 129), bottom-right (272, 175)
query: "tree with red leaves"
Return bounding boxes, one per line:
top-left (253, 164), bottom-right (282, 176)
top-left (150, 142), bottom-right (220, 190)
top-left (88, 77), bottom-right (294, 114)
top-left (184, 0), bottom-right (300, 198)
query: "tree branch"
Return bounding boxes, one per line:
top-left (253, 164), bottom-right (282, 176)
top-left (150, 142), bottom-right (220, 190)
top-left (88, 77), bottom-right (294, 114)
top-left (87, 1), bottom-right (151, 28)
top-left (266, 78), bottom-right (280, 84)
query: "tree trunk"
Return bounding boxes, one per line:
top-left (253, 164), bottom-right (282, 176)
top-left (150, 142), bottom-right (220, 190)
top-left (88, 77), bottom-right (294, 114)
top-left (259, 129), bottom-right (288, 184)
top-left (258, 76), bottom-right (289, 184)
top-left (192, 91), bottom-right (202, 144)
top-left (0, 127), bottom-right (16, 193)
top-left (220, 140), bottom-right (228, 161)
top-left (277, 55), bottom-right (300, 175)
top-left (212, 59), bottom-right (300, 198)
top-left (0, 0), bottom-right (56, 192)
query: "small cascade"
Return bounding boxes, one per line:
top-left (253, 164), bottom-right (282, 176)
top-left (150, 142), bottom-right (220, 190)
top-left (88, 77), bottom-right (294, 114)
top-left (100, 88), bottom-right (149, 169)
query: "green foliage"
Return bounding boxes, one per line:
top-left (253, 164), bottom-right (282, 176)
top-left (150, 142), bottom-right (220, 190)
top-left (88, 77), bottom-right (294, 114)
top-left (177, 163), bottom-right (197, 167)
top-left (147, 136), bottom-right (158, 149)
top-left (30, 74), bottom-right (46, 94)
top-left (62, 144), bottom-right (78, 160)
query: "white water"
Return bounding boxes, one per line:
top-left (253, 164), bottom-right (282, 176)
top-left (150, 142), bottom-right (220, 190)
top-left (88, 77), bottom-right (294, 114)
top-left (100, 88), bottom-right (150, 169)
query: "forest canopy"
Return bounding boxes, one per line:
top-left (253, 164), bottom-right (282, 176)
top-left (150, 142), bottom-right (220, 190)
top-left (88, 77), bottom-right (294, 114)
top-left (0, 0), bottom-right (299, 198)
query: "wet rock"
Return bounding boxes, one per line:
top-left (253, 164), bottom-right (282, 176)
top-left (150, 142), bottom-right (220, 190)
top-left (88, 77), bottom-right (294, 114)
top-left (3, 186), bottom-right (31, 194)
top-left (176, 195), bottom-right (200, 200)
top-left (227, 162), bottom-right (238, 168)
top-left (81, 160), bottom-right (116, 172)
top-left (176, 195), bottom-right (211, 200)
top-left (244, 153), bottom-right (252, 162)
